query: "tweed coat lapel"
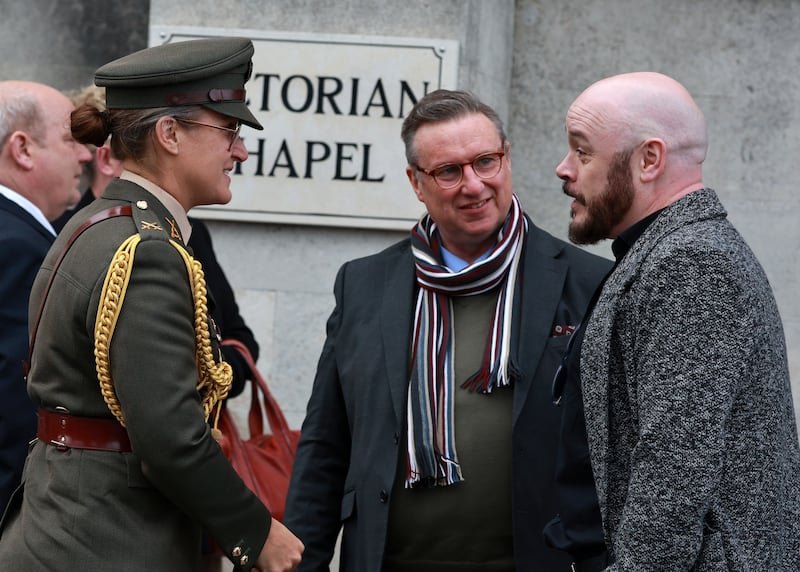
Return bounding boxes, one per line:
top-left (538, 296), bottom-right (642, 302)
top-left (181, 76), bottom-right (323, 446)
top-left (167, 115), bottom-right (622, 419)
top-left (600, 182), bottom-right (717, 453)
top-left (379, 242), bottom-right (417, 426)
top-left (580, 189), bottom-right (728, 517)
top-left (511, 223), bottom-right (569, 426)
top-left (580, 262), bottom-right (622, 511)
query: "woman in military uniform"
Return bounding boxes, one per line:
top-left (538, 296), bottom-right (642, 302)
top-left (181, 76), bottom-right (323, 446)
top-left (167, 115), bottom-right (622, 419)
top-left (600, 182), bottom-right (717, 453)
top-left (0, 37), bottom-right (303, 572)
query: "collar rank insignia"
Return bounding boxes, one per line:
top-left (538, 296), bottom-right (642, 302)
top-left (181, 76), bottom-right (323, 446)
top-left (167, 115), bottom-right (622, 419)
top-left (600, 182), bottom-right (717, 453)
top-left (165, 217), bottom-right (182, 240)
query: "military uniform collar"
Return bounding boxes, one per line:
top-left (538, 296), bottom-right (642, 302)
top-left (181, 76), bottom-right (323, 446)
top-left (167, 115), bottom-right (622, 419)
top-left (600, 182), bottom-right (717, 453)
top-left (119, 170), bottom-right (192, 242)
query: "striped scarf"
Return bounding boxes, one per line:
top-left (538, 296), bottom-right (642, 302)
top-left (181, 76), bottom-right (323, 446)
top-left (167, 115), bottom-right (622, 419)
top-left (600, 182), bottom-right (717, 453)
top-left (405, 193), bottom-right (527, 487)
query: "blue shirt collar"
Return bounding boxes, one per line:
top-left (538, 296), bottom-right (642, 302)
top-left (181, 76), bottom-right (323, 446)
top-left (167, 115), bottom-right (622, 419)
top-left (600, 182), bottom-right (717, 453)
top-left (440, 245), bottom-right (492, 272)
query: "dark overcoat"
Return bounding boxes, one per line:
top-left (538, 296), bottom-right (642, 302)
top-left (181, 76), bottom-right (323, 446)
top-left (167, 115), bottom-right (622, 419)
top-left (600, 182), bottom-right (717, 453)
top-left (0, 195), bottom-right (52, 511)
top-left (284, 217), bottom-right (612, 571)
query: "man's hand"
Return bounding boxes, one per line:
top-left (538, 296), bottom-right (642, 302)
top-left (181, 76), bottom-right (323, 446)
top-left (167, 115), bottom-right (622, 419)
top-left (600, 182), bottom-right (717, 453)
top-left (254, 519), bottom-right (304, 572)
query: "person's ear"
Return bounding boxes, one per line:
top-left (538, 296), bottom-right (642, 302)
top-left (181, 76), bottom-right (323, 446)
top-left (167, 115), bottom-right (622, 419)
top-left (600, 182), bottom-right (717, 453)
top-left (639, 138), bottom-right (666, 183)
top-left (406, 165), bottom-right (425, 203)
top-left (153, 116), bottom-right (180, 156)
top-left (5, 131), bottom-right (35, 170)
top-left (94, 145), bottom-right (118, 176)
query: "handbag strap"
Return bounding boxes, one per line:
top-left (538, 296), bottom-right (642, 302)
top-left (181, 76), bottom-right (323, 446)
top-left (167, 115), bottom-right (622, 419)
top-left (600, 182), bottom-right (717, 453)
top-left (25, 206), bottom-right (133, 376)
top-left (220, 338), bottom-right (296, 458)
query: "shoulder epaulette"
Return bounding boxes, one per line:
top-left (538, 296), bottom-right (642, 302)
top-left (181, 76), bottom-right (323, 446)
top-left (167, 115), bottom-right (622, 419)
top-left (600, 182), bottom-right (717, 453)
top-left (130, 199), bottom-right (172, 242)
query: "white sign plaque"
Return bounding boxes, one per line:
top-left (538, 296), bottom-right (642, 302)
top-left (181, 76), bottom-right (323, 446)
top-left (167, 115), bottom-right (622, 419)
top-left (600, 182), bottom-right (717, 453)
top-left (150, 26), bottom-right (459, 229)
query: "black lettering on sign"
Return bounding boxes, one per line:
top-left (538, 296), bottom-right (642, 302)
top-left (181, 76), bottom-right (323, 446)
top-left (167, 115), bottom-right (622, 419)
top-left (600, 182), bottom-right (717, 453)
top-left (252, 73), bottom-right (431, 118)
top-left (235, 138), bottom-right (387, 183)
top-left (269, 140), bottom-right (299, 177)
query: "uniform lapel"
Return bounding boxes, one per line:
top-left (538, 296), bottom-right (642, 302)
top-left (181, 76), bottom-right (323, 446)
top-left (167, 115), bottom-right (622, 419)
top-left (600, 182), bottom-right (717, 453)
top-left (512, 225), bottom-right (568, 426)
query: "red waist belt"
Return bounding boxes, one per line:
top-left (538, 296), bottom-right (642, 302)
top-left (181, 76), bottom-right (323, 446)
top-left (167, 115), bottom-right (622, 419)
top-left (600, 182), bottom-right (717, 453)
top-left (37, 408), bottom-right (132, 452)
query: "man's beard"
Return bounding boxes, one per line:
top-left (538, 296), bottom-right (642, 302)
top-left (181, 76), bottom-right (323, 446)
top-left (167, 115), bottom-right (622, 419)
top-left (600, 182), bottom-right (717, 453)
top-left (567, 149), bottom-right (635, 245)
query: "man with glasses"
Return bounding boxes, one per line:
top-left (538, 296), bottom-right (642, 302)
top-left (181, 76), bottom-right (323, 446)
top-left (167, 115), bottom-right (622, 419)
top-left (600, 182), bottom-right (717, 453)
top-left (284, 89), bottom-right (611, 571)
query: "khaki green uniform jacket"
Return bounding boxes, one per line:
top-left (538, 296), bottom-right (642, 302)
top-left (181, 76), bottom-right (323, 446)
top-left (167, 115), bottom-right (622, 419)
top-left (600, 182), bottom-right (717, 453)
top-left (0, 179), bottom-right (270, 571)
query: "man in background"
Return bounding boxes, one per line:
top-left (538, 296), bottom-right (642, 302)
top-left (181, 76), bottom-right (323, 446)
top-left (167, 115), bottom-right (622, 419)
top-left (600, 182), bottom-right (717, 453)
top-left (52, 86), bottom-right (122, 233)
top-left (0, 80), bottom-right (91, 511)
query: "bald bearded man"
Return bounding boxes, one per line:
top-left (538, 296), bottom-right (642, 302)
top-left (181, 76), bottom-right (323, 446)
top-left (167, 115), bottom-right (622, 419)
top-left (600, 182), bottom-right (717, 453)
top-left (547, 72), bottom-right (800, 571)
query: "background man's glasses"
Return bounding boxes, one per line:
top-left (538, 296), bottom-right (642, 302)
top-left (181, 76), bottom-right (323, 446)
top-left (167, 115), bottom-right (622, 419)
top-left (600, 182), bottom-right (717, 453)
top-left (414, 151), bottom-right (505, 189)
top-left (174, 117), bottom-right (241, 150)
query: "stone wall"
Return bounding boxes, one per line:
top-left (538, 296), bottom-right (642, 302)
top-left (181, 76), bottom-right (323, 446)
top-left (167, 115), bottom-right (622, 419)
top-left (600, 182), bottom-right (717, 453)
top-left (0, 0), bottom-right (149, 91)
top-left (2, 0), bottom-right (797, 432)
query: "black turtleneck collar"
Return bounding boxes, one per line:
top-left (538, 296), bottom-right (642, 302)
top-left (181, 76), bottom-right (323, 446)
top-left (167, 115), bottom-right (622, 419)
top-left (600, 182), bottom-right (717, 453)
top-left (611, 208), bottom-right (665, 262)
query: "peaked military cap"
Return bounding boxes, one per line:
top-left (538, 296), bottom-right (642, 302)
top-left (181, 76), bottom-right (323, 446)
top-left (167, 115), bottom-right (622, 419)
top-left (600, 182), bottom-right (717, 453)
top-left (95, 37), bottom-right (263, 130)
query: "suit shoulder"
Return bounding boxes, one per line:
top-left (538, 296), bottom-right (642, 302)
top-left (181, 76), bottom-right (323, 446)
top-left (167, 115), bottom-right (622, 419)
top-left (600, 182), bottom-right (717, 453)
top-left (0, 215), bottom-right (50, 248)
top-left (528, 224), bottom-right (612, 273)
top-left (0, 202), bottom-right (52, 244)
top-left (342, 236), bottom-right (411, 271)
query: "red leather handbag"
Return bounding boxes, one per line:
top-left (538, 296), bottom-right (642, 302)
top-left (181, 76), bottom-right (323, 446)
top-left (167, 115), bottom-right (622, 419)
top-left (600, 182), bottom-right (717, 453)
top-left (216, 338), bottom-right (300, 521)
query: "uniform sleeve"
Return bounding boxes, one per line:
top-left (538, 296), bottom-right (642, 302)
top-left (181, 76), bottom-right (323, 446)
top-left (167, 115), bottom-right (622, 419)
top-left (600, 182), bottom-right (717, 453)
top-left (108, 238), bottom-right (270, 569)
top-left (284, 263), bottom-right (353, 571)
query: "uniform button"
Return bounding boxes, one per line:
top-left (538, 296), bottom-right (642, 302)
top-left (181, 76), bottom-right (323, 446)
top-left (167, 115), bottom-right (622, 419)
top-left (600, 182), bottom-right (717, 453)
top-left (379, 489), bottom-right (389, 503)
top-left (393, 433), bottom-right (399, 445)
top-left (239, 555), bottom-right (249, 566)
top-left (232, 546), bottom-right (242, 557)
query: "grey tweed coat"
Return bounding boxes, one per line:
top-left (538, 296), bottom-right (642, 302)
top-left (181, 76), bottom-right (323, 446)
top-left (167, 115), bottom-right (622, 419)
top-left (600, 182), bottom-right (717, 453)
top-left (581, 189), bottom-right (800, 571)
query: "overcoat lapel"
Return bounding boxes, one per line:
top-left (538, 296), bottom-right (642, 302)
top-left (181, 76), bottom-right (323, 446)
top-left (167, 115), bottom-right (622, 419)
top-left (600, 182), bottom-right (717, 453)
top-left (380, 244), bottom-right (416, 426)
top-left (512, 226), bottom-right (569, 425)
top-left (580, 189), bottom-right (729, 518)
top-left (582, 223), bottom-right (659, 511)
top-left (581, 267), bottom-right (624, 511)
